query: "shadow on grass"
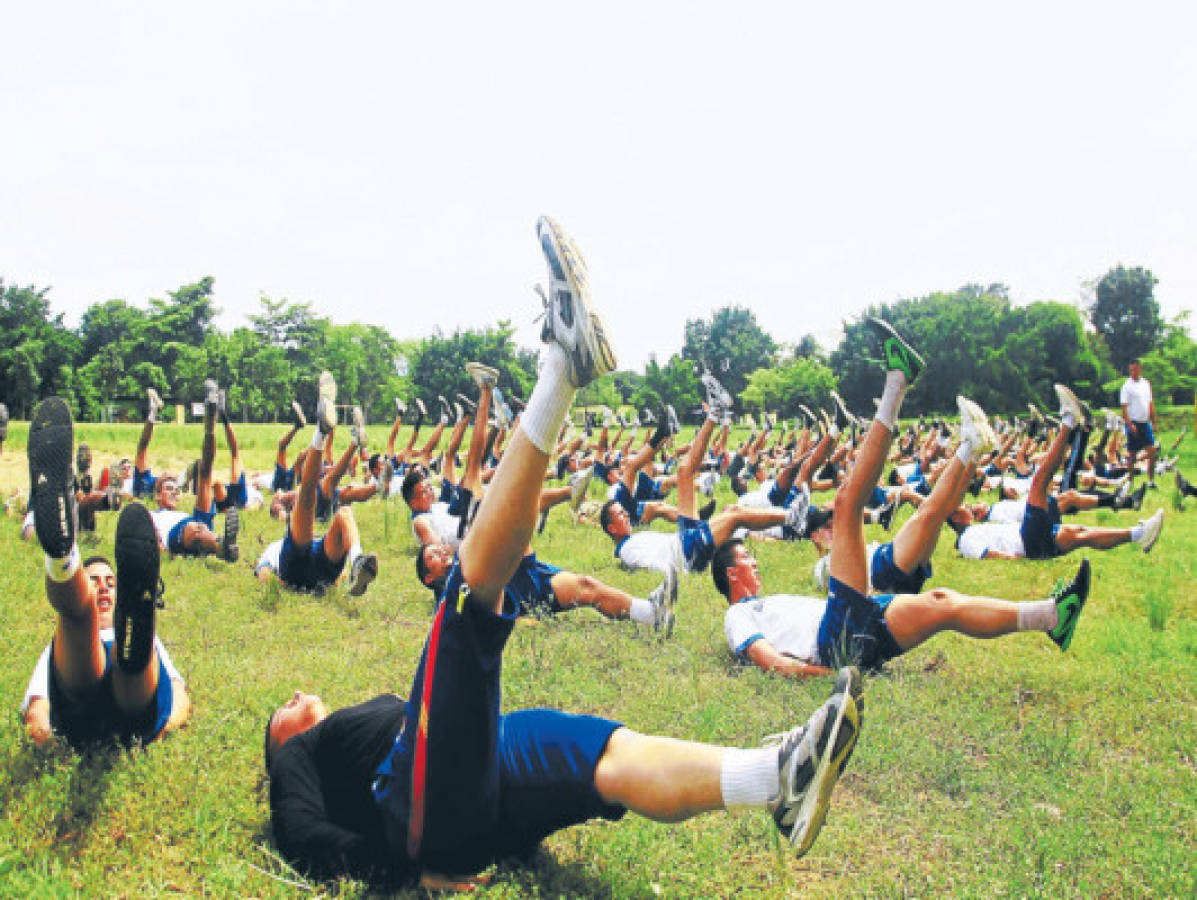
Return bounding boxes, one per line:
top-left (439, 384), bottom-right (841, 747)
top-left (51, 744), bottom-right (123, 847)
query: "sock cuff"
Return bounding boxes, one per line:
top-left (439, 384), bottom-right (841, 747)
top-left (45, 545), bottom-right (81, 583)
top-left (720, 747), bottom-right (779, 810)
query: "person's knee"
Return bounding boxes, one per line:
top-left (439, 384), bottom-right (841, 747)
top-left (917, 588), bottom-right (961, 621)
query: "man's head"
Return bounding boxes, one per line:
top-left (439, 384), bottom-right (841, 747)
top-left (947, 505), bottom-right (975, 533)
top-left (156, 475), bottom-right (181, 510)
top-left (264, 691), bottom-right (329, 773)
top-left (730, 474), bottom-right (748, 496)
top-left (401, 469), bottom-right (434, 512)
top-left (84, 556), bottom-right (116, 629)
top-left (1129, 358), bottom-right (1142, 380)
top-left (367, 453), bottom-right (382, 478)
top-left (711, 539), bottom-right (762, 603)
top-left (415, 543), bottom-right (454, 594)
top-left (599, 500), bottom-right (632, 541)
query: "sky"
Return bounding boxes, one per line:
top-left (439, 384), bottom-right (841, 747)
top-left (3, 2), bottom-right (1195, 370)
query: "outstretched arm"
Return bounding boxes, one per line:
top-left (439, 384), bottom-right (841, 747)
top-left (744, 639), bottom-right (831, 679)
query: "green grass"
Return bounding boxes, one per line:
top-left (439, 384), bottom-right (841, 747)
top-left (0, 422), bottom-right (1194, 898)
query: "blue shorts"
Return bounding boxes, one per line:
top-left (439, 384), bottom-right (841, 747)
top-left (215, 473), bottom-right (248, 511)
top-left (315, 484), bottom-right (339, 522)
top-left (277, 529), bottom-right (346, 590)
top-left (47, 638), bottom-right (173, 749)
top-left (866, 485), bottom-right (889, 510)
top-left (271, 463), bottom-right (295, 492)
top-left (678, 515), bottom-right (716, 573)
top-left (133, 467), bottom-right (158, 498)
top-left (507, 554), bottom-right (564, 615)
top-left (439, 479), bottom-right (456, 505)
top-left (1125, 421), bottom-right (1154, 455)
top-left (1020, 497), bottom-right (1062, 560)
top-left (612, 483), bottom-right (645, 525)
top-left (634, 471), bottom-right (664, 502)
top-left (817, 577), bottom-right (903, 671)
top-left (870, 541), bottom-right (931, 594)
top-left (768, 481), bottom-right (798, 508)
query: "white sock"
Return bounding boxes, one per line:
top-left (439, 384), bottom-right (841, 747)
top-left (874, 371), bottom-right (908, 429)
top-left (1017, 598), bottom-right (1058, 632)
top-left (956, 441), bottom-right (976, 466)
top-left (720, 748), bottom-right (780, 810)
top-left (310, 427), bottom-right (326, 450)
top-left (521, 346), bottom-right (576, 455)
top-left (628, 598), bottom-right (655, 624)
top-left (348, 543), bottom-right (363, 567)
top-left (45, 545), bottom-right (81, 583)
top-left (1130, 523), bottom-right (1144, 542)
top-left (1061, 412), bottom-right (1076, 429)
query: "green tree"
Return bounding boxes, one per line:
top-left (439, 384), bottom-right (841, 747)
top-left (742, 356), bottom-right (838, 416)
top-left (409, 322), bottom-right (537, 412)
top-left (1134, 312), bottom-right (1197, 406)
top-left (634, 354), bottom-right (701, 419)
top-left (682, 306), bottom-right (777, 400)
top-left (1089, 265), bottom-right (1162, 371)
top-left (0, 280), bottom-right (79, 416)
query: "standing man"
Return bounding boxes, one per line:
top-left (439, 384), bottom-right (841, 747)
top-left (1120, 358), bottom-right (1158, 489)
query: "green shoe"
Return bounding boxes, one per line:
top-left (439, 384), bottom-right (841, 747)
top-left (1048, 558), bottom-right (1091, 651)
top-left (867, 317), bottom-right (924, 384)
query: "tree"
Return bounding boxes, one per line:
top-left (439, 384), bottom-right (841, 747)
top-left (0, 280), bottom-right (79, 416)
top-left (634, 354), bottom-right (700, 418)
top-left (742, 356), bottom-right (838, 417)
top-left (408, 322), bottom-right (537, 412)
top-left (1089, 265), bottom-right (1162, 371)
top-left (682, 306), bottom-right (777, 400)
top-left (1135, 312), bottom-right (1197, 406)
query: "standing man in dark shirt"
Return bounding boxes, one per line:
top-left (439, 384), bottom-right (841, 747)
top-left (263, 217), bottom-right (864, 888)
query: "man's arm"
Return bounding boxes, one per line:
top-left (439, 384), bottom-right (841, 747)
top-left (744, 639), bottom-right (832, 679)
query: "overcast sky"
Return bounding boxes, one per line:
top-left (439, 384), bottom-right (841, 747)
top-left (3, 2), bottom-right (1194, 369)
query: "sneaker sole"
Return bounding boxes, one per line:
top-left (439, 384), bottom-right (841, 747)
top-left (1050, 558), bottom-right (1090, 651)
top-left (349, 554), bottom-right (378, 596)
top-left (114, 503), bottom-right (162, 668)
top-left (537, 217), bottom-right (617, 386)
top-left (29, 398), bottom-right (76, 558)
top-left (791, 692), bottom-right (859, 856)
top-left (867, 318), bottom-right (924, 383)
top-left (223, 508), bottom-right (240, 561)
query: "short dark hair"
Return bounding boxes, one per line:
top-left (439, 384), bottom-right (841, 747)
top-left (730, 475), bottom-right (748, 496)
top-left (711, 539), bottom-right (744, 599)
top-left (401, 469), bottom-right (425, 505)
top-left (263, 709), bottom-right (277, 776)
top-left (1129, 358), bottom-right (1141, 367)
top-left (82, 554), bottom-right (112, 569)
top-left (598, 500), bottom-right (619, 534)
top-left (415, 545), bottom-right (447, 596)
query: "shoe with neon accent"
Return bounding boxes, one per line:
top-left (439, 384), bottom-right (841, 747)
top-left (1047, 558), bottom-right (1090, 651)
top-left (348, 552), bottom-right (379, 596)
top-left (316, 371), bottom-right (337, 433)
top-left (866, 317), bottom-right (923, 384)
top-left (1135, 508), bottom-right (1164, 554)
top-left (28, 397), bottom-right (77, 558)
top-left (768, 666), bottom-right (862, 856)
top-left (535, 216), bottom-right (617, 388)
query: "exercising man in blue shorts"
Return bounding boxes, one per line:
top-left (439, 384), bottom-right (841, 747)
top-left (263, 217), bottom-right (862, 888)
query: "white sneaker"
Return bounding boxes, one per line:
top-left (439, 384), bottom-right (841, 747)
top-left (535, 216), bottom-right (617, 388)
top-left (317, 371), bottom-right (337, 433)
top-left (394, 397), bottom-right (406, 417)
top-left (649, 566), bottom-right (678, 636)
top-left (466, 362), bottom-right (499, 390)
top-left (666, 404), bottom-right (680, 435)
top-left (785, 484), bottom-right (811, 532)
top-left (1136, 508), bottom-right (1164, 553)
top-left (492, 388), bottom-right (511, 429)
top-left (569, 467), bottom-right (592, 513)
top-left (1054, 384), bottom-right (1084, 427)
top-left (146, 388), bottom-right (164, 422)
top-left (956, 395), bottom-right (996, 457)
top-left (352, 406), bottom-right (367, 449)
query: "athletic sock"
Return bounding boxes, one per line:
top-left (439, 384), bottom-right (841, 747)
top-left (45, 545), bottom-right (81, 582)
top-left (628, 598), bottom-right (655, 624)
top-left (1130, 522), bottom-right (1145, 542)
top-left (521, 345), bottom-right (576, 455)
top-left (310, 427), bottom-right (326, 450)
top-left (1017, 598), bottom-right (1058, 632)
top-left (720, 747), bottom-right (780, 810)
top-left (874, 371), bottom-right (908, 430)
top-left (956, 440), bottom-right (977, 466)
top-left (348, 543), bottom-right (363, 568)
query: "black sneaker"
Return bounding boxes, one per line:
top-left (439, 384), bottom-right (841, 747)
top-left (1131, 483), bottom-right (1147, 512)
top-left (114, 503), bottom-right (164, 671)
top-left (1047, 558), bottom-right (1091, 651)
top-left (348, 553), bottom-right (378, 597)
top-left (221, 507), bottom-right (240, 562)
top-left (28, 397), bottom-right (77, 558)
top-left (698, 498), bottom-right (717, 521)
top-left (877, 498), bottom-right (896, 531)
top-left (866, 317), bottom-right (924, 384)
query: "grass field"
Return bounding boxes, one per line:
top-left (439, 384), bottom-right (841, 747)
top-left (0, 418), bottom-right (1193, 898)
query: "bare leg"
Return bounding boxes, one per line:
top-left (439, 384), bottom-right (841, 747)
top-left (890, 454), bottom-right (973, 573)
top-left (224, 420), bottom-right (243, 484)
top-left (1054, 524), bottom-right (1131, 552)
top-left (1028, 424), bottom-right (1074, 510)
top-left (290, 434), bottom-right (324, 547)
top-left (537, 485), bottom-right (572, 513)
top-left (708, 506), bottom-right (787, 545)
top-left (830, 419), bottom-right (896, 596)
top-left (134, 418), bottom-right (155, 472)
top-left (47, 569), bottom-right (106, 693)
top-left (321, 440), bottom-right (357, 497)
top-left (322, 506), bottom-right (360, 561)
top-left (549, 571), bottom-right (634, 619)
top-left (884, 588), bottom-right (1020, 649)
top-left (594, 728), bottom-right (726, 822)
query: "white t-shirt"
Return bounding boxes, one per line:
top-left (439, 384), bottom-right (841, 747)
top-left (150, 509), bottom-right (190, 547)
top-left (987, 499), bottom-right (1027, 524)
top-left (724, 594), bottom-right (826, 665)
top-left (958, 522), bottom-right (1025, 559)
top-left (21, 628), bottom-right (184, 713)
top-left (738, 484), bottom-right (774, 509)
top-left (411, 502), bottom-right (462, 547)
top-left (257, 539), bottom-right (284, 575)
top-left (1120, 377), bottom-right (1153, 422)
top-left (616, 531), bottom-right (682, 574)
top-left (251, 472), bottom-right (275, 492)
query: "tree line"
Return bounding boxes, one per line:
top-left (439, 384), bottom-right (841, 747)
top-left (0, 265), bottom-right (1191, 424)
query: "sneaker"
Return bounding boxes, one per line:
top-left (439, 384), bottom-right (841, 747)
top-left (76, 443), bottom-right (92, 474)
top-left (348, 553), bottom-right (379, 596)
top-left (1131, 483), bottom-right (1147, 512)
top-left (1053, 384), bottom-right (1085, 427)
top-left (1027, 402), bottom-right (1044, 423)
top-left (291, 400), bottom-right (307, 429)
top-left (454, 401), bottom-right (465, 424)
top-left (438, 395), bottom-right (451, 425)
top-left (147, 388), bottom-right (164, 423)
top-left (414, 397), bottom-right (427, 421)
top-left (317, 371), bottom-right (337, 433)
top-left (649, 566), bottom-right (678, 636)
top-left (204, 378), bottom-right (220, 413)
top-left (956, 395), bottom-right (996, 457)
top-left (831, 390), bottom-right (856, 430)
top-left (394, 397), bottom-right (406, 417)
top-left (698, 498), bottom-right (717, 521)
top-left (535, 216), bottom-right (617, 388)
top-left (876, 498), bottom-right (896, 531)
top-left (218, 389), bottom-right (229, 422)
top-left (456, 393), bottom-right (478, 413)
top-left (569, 468), bottom-right (592, 513)
top-left (381, 458), bottom-right (394, 500)
top-left (785, 484), bottom-right (811, 532)
top-left (1135, 508), bottom-right (1164, 554)
top-left (114, 502), bottom-right (165, 671)
top-left (1113, 478), bottom-right (1132, 509)
top-left (601, 406), bottom-right (614, 429)
top-left (492, 388), bottom-right (511, 428)
top-left (221, 507), bottom-right (240, 562)
top-left (1177, 470), bottom-right (1192, 499)
top-left (28, 397), bottom-right (77, 558)
top-left (666, 404), bottom-right (681, 435)
top-left (641, 408), bottom-right (657, 425)
top-left (701, 372), bottom-right (727, 414)
top-left (1047, 558), bottom-right (1091, 651)
top-left (768, 667), bottom-right (862, 856)
top-left (798, 404), bottom-right (816, 427)
top-left (866, 317), bottom-right (924, 384)
top-left (352, 406), bottom-right (368, 449)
